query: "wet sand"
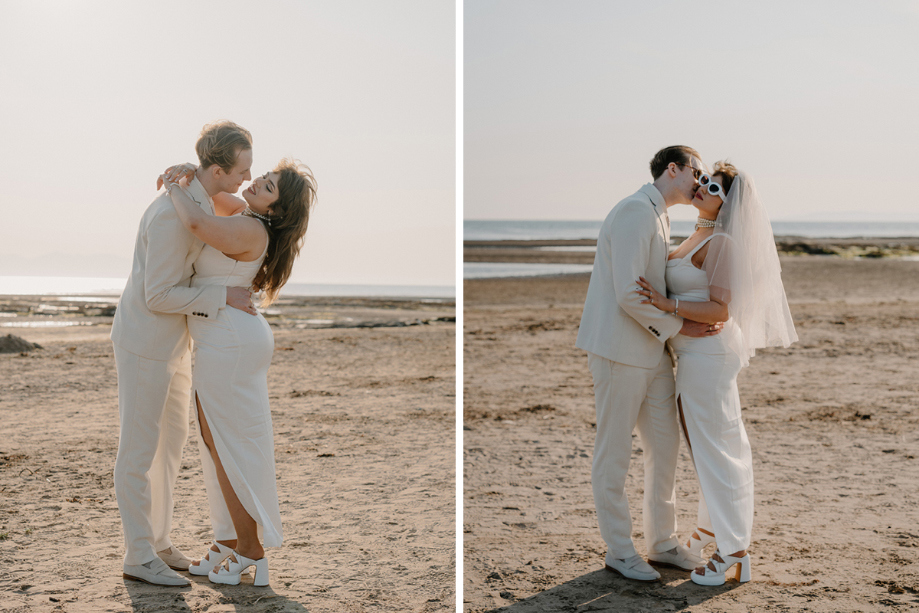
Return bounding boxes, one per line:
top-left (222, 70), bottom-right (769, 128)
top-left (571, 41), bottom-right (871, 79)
top-left (463, 257), bottom-right (919, 612)
top-left (464, 237), bottom-right (919, 264)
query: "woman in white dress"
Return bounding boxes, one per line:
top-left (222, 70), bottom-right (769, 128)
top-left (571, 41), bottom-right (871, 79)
top-left (636, 162), bottom-right (797, 586)
top-left (160, 159), bottom-right (316, 586)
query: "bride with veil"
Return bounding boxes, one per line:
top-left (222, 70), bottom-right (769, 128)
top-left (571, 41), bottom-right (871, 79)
top-left (637, 161), bottom-right (797, 586)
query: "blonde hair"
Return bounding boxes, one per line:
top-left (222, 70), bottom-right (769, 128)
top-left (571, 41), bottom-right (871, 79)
top-left (195, 120), bottom-right (253, 172)
top-left (252, 159), bottom-right (317, 306)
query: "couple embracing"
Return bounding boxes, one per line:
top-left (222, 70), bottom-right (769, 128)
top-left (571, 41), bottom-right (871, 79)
top-left (111, 121), bottom-right (317, 587)
top-left (576, 146), bottom-right (797, 586)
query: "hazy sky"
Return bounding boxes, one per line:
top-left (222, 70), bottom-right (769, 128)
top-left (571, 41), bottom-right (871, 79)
top-left (465, 0), bottom-right (919, 222)
top-left (0, 1), bottom-right (455, 287)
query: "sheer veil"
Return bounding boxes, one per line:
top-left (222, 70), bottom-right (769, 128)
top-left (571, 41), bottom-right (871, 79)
top-left (702, 171), bottom-right (798, 367)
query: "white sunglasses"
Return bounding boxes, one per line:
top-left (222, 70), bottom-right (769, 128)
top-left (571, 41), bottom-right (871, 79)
top-left (698, 174), bottom-right (727, 202)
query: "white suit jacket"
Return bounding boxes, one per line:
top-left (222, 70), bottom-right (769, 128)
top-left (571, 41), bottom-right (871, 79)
top-left (576, 184), bottom-right (683, 368)
top-left (111, 177), bottom-right (225, 361)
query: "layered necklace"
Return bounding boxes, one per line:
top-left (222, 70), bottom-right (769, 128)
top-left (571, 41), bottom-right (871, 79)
top-left (243, 207), bottom-right (272, 227)
top-left (695, 217), bottom-right (716, 230)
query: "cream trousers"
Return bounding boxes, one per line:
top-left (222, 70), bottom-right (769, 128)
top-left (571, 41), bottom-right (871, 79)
top-left (113, 343), bottom-right (191, 566)
top-left (588, 351), bottom-right (681, 559)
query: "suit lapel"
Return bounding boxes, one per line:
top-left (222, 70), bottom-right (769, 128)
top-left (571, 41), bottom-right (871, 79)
top-left (639, 184), bottom-right (670, 256)
top-left (186, 178), bottom-right (215, 215)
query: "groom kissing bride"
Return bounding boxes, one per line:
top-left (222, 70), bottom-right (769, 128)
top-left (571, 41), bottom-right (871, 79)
top-left (576, 145), bottom-right (796, 586)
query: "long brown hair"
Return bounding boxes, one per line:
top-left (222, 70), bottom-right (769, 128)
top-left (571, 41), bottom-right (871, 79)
top-left (251, 159), bottom-right (317, 305)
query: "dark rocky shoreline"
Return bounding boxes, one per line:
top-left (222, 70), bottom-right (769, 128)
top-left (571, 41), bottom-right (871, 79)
top-left (464, 236), bottom-right (919, 264)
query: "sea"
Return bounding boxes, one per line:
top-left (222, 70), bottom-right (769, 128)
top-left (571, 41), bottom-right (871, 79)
top-left (464, 219), bottom-right (919, 242)
top-left (464, 219), bottom-right (919, 279)
top-left (0, 276), bottom-right (455, 300)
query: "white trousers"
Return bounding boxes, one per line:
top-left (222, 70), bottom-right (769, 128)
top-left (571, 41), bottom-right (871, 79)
top-left (588, 351), bottom-right (681, 559)
top-left (113, 343), bottom-right (191, 566)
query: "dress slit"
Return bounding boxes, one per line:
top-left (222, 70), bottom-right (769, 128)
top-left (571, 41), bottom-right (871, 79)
top-left (187, 240), bottom-right (282, 549)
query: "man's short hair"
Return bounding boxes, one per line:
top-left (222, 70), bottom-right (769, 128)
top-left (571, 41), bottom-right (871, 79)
top-left (196, 121), bottom-right (253, 172)
top-left (649, 145), bottom-right (702, 180)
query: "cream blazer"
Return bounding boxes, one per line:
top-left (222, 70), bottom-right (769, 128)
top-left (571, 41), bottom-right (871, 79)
top-left (111, 177), bottom-right (226, 361)
top-left (576, 184), bottom-right (683, 368)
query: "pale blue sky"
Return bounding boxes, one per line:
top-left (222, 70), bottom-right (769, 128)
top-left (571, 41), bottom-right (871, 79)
top-left (465, 0), bottom-right (919, 222)
top-left (0, 1), bottom-right (455, 287)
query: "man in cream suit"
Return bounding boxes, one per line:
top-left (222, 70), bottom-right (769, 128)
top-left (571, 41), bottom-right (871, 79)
top-left (111, 121), bottom-right (257, 586)
top-left (576, 146), bottom-right (721, 581)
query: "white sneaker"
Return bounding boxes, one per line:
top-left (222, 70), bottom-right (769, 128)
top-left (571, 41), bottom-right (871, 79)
top-left (158, 546), bottom-right (192, 571)
top-left (648, 544), bottom-right (705, 571)
top-left (123, 557), bottom-right (191, 586)
top-left (604, 553), bottom-right (661, 582)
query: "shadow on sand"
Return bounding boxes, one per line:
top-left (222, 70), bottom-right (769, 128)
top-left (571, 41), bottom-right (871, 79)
top-left (484, 566), bottom-right (746, 612)
top-left (124, 574), bottom-right (312, 612)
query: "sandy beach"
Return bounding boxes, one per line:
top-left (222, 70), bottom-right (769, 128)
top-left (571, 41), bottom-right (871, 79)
top-left (463, 251), bottom-right (919, 611)
top-left (0, 296), bottom-right (455, 613)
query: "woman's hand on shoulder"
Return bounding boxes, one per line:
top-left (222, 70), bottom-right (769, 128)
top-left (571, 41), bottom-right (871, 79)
top-left (156, 162), bottom-right (197, 191)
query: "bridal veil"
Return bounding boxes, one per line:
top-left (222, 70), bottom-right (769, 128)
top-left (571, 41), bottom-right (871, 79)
top-left (702, 171), bottom-right (798, 366)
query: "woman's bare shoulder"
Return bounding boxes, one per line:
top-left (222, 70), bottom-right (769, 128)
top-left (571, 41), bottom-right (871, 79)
top-left (213, 192), bottom-right (247, 217)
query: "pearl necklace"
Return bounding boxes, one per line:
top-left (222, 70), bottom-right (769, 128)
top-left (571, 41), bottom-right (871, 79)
top-left (695, 217), bottom-right (716, 230)
top-left (243, 207), bottom-right (272, 227)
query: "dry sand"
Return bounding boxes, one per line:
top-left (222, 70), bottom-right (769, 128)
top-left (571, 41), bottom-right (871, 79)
top-left (0, 298), bottom-right (455, 613)
top-left (463, 257), bottom-right (919, 612)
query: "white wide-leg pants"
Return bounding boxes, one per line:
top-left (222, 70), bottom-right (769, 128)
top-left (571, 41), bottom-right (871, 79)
top-left (588, 351), bottom-right (681, 559)
top-left (113, 343), bottom-right (191, 566)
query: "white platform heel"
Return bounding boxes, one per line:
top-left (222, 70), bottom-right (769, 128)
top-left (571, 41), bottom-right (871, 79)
top-left (690, 550), bottom-right (751, 586)
top-left (208, 551), bottom-right (269, 586)
top-left (188, 541), bottom-right (234, 576)
top-left (685, 529), bottom-right (716, 558)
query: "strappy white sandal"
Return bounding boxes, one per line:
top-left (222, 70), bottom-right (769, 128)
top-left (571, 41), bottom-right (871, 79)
top-left (690, 549), bottom-right (751, 586)
top-left (188, 541), bottom-right (235, 576)
top-left (685, 529), bottom-right (716, 557)
top-left (208, 551), bottom-right (269, 586)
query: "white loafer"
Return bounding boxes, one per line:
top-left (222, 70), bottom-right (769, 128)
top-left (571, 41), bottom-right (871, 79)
top-left (691, 550), bottom-right (752, 586)
top-left (123, 557), bottom-right (191, 587)
top-left (157, 546), bottom-right (192, 571)
top-left (648, 544), bottom-right (705, 571)
top-left (604, 553), bottom-right (660, 582)
top-left (188, 541), bottom-right (235, 577)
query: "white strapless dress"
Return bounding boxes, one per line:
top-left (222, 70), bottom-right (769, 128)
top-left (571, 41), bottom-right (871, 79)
top-left (189, 239), bottom-right (282, 547)
top-left (666, 234), bottom-right (752, 555)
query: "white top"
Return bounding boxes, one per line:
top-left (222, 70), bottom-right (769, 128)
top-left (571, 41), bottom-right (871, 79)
top-left (665, 233), bottom-right (726, 303)
top-left (191, 221), bottom-right (269, 290)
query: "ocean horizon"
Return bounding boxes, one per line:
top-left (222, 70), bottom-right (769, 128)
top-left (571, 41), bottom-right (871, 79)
top-left (465, 219), bottom-right (919, 241)
top-left (0, 276), bottom-right (455, 300)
